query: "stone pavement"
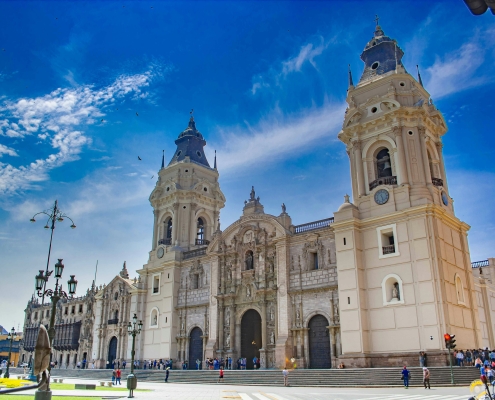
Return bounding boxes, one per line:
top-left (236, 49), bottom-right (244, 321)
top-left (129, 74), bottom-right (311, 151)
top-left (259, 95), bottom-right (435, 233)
top-left (4, 374), bottom-right (481, 400)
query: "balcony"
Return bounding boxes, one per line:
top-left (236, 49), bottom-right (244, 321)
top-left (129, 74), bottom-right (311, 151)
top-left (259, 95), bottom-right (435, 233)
top-left (432, 177), bottom-right (444, 187)
top-left (382, 245), bottom-right (396, 255)
top-left (369, 176), bottom-right (397, 191)
top-left (294, 218), bottom-right (334, 234)
top-left (159, 238), bottom-right (172, 246)
top-left (183, 248), bottom-right (207, 260)
top-left (195, 239), bottom-right (210, 246)
top-left (107, 319), bottom-right (119, 325)
top-left (472, 260), bottom-right (489, 269)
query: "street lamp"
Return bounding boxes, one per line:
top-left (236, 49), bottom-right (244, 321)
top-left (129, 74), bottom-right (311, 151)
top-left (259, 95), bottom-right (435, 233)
top-left (4, 327), bottom-right (17, 378)
top-left (33, 259), bottom-right (77, 400)
top-left (127, 313), bottom-right (143, 398)
top-left (29, 200), bottom-right (75, 383)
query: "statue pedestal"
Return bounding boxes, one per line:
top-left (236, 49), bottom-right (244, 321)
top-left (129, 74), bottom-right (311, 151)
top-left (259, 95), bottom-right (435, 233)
top-left (259, 349), bottom-right (268, 369)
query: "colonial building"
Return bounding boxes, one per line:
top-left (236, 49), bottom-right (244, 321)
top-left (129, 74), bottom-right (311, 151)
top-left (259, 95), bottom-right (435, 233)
top-left (20, 23), bottom-right (493, 369)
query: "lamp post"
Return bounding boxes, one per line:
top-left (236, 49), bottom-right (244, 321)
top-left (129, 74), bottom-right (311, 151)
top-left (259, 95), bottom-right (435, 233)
top-left (4, 327), bottom-right (17, 378)
top-left (34, 259), bottom-right (77, 400)
top-left (126, 314), bottom-right (143, 398)
top-left (29, 200), bottom-right (75, 382)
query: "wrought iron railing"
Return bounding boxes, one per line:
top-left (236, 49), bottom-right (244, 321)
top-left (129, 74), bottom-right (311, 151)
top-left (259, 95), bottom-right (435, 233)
top-left (382, 245), bottom-right (396, 255)
top-left (183, 248), bottom-right (207, 260)
top-left (294, 218), bottom-right (334, 234)
top-left (195, 239), bottom-right (210, 246)
top-left (159, 238), bottom-right (172, 245)
top-left (369, 176), bottom-right (397, 191)
top-left (108, 319), bottom-right (119, 325)
top-left (472, 260), bottom-right (489, 268)
top-left (432, 177), bottom-right (444, 187)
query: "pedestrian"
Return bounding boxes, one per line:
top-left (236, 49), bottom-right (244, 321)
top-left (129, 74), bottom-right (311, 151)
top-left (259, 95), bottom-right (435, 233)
top-left (77, 361), bottom-right (81, 369)
top-left (419, 352), bottom-right (425, 367)
top-left (282, 368), bottom-right (289, 386)
top-left (456, 350), bottom-right (464, 366)
top-left (111, 369), bottom-right (116, 385)
top-left (253, 356), bottom-right (258, 369)
top-left (165, 367), bottom-right (170, 382)
top-left (218, 366), bottom-right (224, 383)
top-left (196, 359), bottom-right (201, 370)
top-left (116, 368), bottom-right (122, 385)
top-left (466, 349), bottom-right (472, 366)
top-left (476, 356), bottom-right (483, 368)
top-left (423, 367), bottom-right (430, 389)
top-left (122, 360), bottom-right (126, 370)
top-left (401, 366), bottom-right (410, 388)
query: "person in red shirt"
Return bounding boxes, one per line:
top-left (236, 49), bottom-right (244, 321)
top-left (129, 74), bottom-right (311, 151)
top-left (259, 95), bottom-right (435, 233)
top-left (116, 369), bottom-right (122, 385)
top-left (217, 366), bottom-right (224, 383)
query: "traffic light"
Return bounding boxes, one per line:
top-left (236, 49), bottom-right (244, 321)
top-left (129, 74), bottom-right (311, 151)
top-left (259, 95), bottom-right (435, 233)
top-left (444, 333), bottom-right (457, 349)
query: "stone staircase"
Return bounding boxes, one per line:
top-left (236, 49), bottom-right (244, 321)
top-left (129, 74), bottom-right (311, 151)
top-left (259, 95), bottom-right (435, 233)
top-left (9, 366), bottom-right (480, 387)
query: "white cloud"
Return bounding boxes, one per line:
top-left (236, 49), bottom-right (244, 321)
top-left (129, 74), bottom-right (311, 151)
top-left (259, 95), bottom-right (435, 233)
top-left (423, 27), bottom-right (495, 100)
top-left (91, 156), bottom-right (111, 162)
top-left (281, 40), bottom-right (326, 76)
top-left (125, 172), bottom-right (138, 177)
top-left (0, 65), bottom-right (167, 195)
top-left (0, 144), bottom-right (18, 157)
top-left (211, 102), bottom-right (346, 174)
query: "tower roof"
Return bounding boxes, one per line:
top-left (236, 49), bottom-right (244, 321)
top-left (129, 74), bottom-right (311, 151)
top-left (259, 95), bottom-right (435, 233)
top-left (168, 116), bottom-right (211, 168)
top-left (358, 24), bottom-right (406, 84)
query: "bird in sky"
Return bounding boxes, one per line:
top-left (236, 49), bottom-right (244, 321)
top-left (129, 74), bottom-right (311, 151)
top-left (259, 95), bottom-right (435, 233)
top-left (151, 175), bottom-right (154, 179)
top-left (101, 119), bottom-right (104, 122)
top-left (136, 112), bottom-right (139, 116)
top-left (138, 156), bottom-right (142, 161)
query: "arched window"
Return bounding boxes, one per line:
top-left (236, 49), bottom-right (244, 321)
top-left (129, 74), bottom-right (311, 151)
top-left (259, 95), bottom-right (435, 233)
top-left (376, 148), bottom-right (392, 178)
top-left (114, 310), bottom-right (119, 320)
top-left (197, 218), bottom-right (205, 241)
top-left (455, 275), bottom-right (465, 305)
top-left (245, 250), bottom-right (254, 271)
top-left (166, 218), bottom-right (172, 239)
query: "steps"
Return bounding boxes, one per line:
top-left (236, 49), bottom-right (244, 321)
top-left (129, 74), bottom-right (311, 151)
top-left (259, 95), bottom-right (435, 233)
top-left (9, 366), bottom-right (480, 387)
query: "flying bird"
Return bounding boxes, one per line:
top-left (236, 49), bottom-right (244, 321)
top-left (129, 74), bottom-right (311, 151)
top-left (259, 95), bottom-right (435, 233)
top-left (101, 119), bottom-right (105, 122)
top-left (138, 156), bottom-right (142, 161)
top-left (136, 112), bottom-right (139, 116)
top-left (151, 175), bottom-right (154, 179)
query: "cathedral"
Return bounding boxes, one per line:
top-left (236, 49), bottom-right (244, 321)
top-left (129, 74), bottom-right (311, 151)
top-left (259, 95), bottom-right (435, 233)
top-left (20, 24), bottom-right (492, 369)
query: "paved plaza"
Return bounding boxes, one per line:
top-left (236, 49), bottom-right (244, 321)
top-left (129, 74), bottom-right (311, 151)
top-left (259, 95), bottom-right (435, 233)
top-left (3, 376), bottom-right (482, 400)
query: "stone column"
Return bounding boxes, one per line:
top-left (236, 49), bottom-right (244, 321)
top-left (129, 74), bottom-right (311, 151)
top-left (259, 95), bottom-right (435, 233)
top-left (172, 203), bottom-right (179, 244)
top-left (354, 141), bottom-right (366, 196)
top-left (393, 126), bottom-right (409, 185)
top-left (328, 326), bottom-right (337, 368)
top-left (152, 210), bottom-right (158, 250)
top-left (229, 304), bottom-right (235, 352)
top-left (302, 328), bottom-right (309, 368)
top-left (419, 128), bottom-right (433, 185)
top-left (261, 300), bottom-right (267, 351)
top-left (296, 330), bottom-right (302, 360)
top-left (201, 335), bottom-right (208, 364)
top-left (190, 203), bottom-right (197, 246)
top-left (218, 300), bottom-right (224, 352)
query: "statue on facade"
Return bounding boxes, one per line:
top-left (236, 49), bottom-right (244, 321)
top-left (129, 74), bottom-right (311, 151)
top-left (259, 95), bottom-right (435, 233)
top-left (226, 333), bottom-right (230, 348)
top-left (245, 252), bottom-right (253, 270)
top-left (392, 283), bottom-right (400, 301)
top-left (250, 186), bottom-right (256, 201)
top-left (153, 314), bottom-right (158, 326)
top-left (225, 308), bottom-right (230, 325)
top-left (270, 331), bottom-right (275, 345)
top-left (281, 203), bottom-right (286, 213)
top-left (270, 307), bottom-right (274, 321)
top-left (246, 286), bottom-right (251, 297)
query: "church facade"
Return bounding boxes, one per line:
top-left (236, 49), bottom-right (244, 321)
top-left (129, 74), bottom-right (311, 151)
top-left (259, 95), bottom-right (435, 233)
top-left (20, 24), bottom-right (493, 369)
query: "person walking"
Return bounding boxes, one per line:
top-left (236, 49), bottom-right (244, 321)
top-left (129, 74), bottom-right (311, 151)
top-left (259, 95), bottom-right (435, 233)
top-left (401, 366), bottom-right (410, 389)
top-left (253, 356), bottom-right (258, 369)
top-left (218, 366), bottom-right (224, 384)
top-left (282, 368), bottom-right (289, 387)
top-left (122, 360), bottom-right (126, 370)
top-left (423, 367), bottom-right (430, 389)
top-left (196, 359), bottom-right (201, 370)
top-left (111, 369), bottom-right (116, 385)
top-left (116, 368), bottom-right (122, 385)
top-left (165, 367), bottom-right (170, 382)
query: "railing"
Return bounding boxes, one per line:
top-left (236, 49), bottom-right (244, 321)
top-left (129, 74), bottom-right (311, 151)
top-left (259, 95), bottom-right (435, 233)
top-left (432, 177), bottom-right (444, 187)
top-left (195, 239), bottom-right (210, 246)
top-left (159, 238), bottom-right (172, 245)
top-left (107, 319), bottom-right (119, 325)
top-left (294, 218), bottom-right (334, 234)
top-left (382, 245), bottom-right (396, 255)
top-left (183, 248), bottom-right (207, 260)
top-left (369, 176), bottom-right (397, 191)
top-left (472, 260), bottom-right (489, 268)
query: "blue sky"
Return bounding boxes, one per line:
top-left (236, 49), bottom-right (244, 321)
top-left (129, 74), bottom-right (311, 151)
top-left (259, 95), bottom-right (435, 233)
top-left (0, 1), bottom-right (494, 330)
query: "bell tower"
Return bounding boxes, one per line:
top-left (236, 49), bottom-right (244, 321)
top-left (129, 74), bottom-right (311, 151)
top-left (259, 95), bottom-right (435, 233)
top-left (333, 24), bottom-right (480, 366)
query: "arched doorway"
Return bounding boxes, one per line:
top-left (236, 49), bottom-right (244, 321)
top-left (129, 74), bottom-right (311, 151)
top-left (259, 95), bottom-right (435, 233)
top-left (308, 315), bottom-right (331, 369)
top-left (188, 327), bottom-right (203, 369)
top-left (241, 309), bottom-right (262, 369)
top-left (107, 336), bottom-right (118, 369)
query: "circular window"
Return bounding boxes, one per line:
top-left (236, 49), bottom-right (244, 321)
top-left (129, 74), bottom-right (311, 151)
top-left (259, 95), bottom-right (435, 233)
top-left (185, 169), bottom-right (188, 172)
top-left (176, 151), bottom-right (182, 157)
top-left (408, 131), bottom-right (413, 136)
top-left (399, 82), bottom-right (405, 87)
top-left (183, 206), bottom-right (186, 209)
top-left (371, 62), bottom-right (379, 70)
top-left (196, 151), bottom-right (202, 158)
top-left (203, 187), bottom-right (207, 192)
top-left (371, 107), bottom-right (378, 113)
